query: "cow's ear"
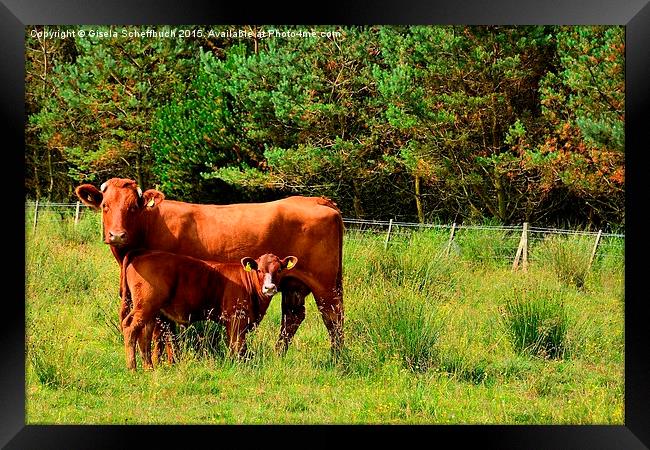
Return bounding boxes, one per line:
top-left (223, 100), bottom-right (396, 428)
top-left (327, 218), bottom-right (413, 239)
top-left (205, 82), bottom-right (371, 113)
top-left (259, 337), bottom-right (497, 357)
top-left (241, 257), bottom-right (258, 272)
top-left (75, 184), bottom-right (103, 210)
top-left (281, 256), bottom-right (298, 270)
top-left (142, 189), bottom-right (165, 209)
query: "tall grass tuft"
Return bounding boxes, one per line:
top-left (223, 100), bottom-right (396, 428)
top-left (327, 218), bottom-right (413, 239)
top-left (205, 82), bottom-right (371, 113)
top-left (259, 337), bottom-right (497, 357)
top-left (174, 321), bottom-right (228, 361)
top-left (27, 312), bottom-right (101, 391)
top-left (352, 286), bottom-right (442, 372)
top-left (455, 228), bottom-right (519, 267)
top-left (59, 213), bottom-right (102, 245)
top-left (501, 283), bottom-right (569, 359)
top-left (437, 345), bottom-right (491, 384)
top-left (345, 228), bottom-right (458, 297)
top-left (534, 235), bottom-right (592, 289)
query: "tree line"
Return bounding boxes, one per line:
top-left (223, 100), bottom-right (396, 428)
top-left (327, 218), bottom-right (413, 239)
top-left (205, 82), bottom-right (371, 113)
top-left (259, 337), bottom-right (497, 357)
top-left (25, 25), bottom-right (624, 228)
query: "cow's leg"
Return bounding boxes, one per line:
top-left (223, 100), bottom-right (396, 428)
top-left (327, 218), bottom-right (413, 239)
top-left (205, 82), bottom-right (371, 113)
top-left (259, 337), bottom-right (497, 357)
top-left (138, 321), bottom-right (154, 370)
top-left (276, 278), bottom-right (309, 355)
top-left (313, 287), bottom-right (344, 356)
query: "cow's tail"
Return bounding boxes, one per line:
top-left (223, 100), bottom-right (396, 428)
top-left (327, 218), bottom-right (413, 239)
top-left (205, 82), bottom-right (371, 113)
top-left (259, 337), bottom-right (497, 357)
top-left (337, 211), bottom-right (344, 299)
top-left (317, 196), bottom-right (342, 214)
top-left (316, 196), bottom-right (344, 298)
top-left (329, 204), bottom-right (344, 301)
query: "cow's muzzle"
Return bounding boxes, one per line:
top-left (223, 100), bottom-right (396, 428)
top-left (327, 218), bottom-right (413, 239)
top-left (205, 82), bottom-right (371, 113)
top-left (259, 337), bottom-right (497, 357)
top-left (107, 230), bottom-right (128, 246)
top-left (262, 284), bottom-right (277, 297)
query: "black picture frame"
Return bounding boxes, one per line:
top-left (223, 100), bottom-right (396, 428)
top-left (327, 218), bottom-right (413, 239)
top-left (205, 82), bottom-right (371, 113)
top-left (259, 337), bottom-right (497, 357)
top-left (4, 0), bottom-right (649, 448)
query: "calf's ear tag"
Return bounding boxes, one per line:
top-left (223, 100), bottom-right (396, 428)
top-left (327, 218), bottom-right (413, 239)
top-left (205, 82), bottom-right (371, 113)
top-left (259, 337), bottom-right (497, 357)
top-left (146, 198), bottom-right (155, 207)
top-left (245, 262), bottom-right (252, 272)
top-left (287, 260), bottom-right (295, 269)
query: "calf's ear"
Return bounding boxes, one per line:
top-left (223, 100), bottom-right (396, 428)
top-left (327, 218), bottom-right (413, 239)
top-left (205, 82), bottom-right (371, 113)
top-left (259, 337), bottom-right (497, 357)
top-left (142, 189), bottom-right (165, 209)
top-left (281, 256), bottom-right (298, 270)
top-left (241, 257), bottom-right (258, 272)
top-left (75, 184), bottom-right (103, 209)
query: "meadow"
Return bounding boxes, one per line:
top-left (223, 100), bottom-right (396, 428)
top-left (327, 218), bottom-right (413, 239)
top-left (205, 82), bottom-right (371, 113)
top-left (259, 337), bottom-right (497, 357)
top-left (25, 209), bottom-right (624, 424)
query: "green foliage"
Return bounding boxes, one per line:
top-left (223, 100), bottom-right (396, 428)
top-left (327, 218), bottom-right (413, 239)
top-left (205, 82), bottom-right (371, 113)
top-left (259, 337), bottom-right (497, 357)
top-left (26, 25), bottom-right (625, 228)
top-left (28, 25), bottom-right (198, 189)
top-left (535, 26), bottom-right (624, 224)
top-left (437, 346), bottom-right (491, 384)
top-left (174, 321), bottom-right (229, 361)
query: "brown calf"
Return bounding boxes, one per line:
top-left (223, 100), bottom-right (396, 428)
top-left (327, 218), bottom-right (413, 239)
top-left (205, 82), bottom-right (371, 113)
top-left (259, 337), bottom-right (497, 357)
top-left (120, 250), bottom-right (297, 370)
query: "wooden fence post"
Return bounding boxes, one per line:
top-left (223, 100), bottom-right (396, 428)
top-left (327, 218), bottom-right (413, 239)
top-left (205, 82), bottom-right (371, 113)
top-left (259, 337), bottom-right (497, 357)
top-left (32, 200), bottom-right (39, 231)
top-left (512, 222), bottom-right (529, 272)
top-left (588, 229), bottom-right (603, 271)
top-left (74, 201), bottom-right (81, 226)
top-left (445, 222), bottom-right (457, 257)
top-left (384, 219), bottom-right (393, 250)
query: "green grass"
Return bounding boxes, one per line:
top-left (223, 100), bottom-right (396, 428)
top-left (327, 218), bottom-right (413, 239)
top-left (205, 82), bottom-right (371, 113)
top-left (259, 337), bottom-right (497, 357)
top-left (25, 210), bottom-right (624, 424)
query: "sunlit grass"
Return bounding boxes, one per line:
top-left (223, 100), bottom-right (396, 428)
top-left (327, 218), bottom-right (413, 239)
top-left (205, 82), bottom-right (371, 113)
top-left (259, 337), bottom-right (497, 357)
top-left (25, 211), bottom-right (624, 424)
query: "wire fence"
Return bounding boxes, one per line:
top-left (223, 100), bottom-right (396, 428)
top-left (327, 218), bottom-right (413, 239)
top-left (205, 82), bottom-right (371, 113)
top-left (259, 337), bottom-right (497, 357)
top-left (26, 201), bottom-right (625, 269)
top-left (342, 217), bottom-right (624, 269)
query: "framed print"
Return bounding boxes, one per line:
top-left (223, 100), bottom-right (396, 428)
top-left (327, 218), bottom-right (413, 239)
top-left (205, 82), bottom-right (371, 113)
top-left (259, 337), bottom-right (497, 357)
top-left (4, 0), bottom-right (649, 447)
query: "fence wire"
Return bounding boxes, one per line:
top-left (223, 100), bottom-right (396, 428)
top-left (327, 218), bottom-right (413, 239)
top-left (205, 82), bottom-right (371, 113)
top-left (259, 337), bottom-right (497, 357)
top-left (341, 216), bottom-right (624, 268)
top-left (26, 201), bottom-right (625, 268)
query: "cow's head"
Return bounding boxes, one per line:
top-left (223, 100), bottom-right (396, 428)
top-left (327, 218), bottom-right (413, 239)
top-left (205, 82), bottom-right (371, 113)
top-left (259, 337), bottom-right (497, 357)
top-left (241, 254), bottom-right (298, 298)
top-left (75, 178), bottom-right (164, 247)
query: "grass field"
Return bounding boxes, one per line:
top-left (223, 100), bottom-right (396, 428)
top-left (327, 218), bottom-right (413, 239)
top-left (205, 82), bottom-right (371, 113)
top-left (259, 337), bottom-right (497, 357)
top-left (25, 210), bottom-right (624, 424)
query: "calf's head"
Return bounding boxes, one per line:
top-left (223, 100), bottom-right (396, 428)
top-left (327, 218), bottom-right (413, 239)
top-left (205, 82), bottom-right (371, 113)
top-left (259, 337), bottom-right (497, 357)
top-left (75, 178), bottom-right (164, 247)
top-left (241, 254), bottom-right (298, 297)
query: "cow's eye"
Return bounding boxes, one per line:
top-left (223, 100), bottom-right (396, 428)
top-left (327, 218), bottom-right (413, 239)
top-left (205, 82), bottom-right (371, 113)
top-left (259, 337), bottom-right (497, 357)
top-left (128, 205), bottom-right (136, 212)
top-left (103, 203), bottom-right (109, 211)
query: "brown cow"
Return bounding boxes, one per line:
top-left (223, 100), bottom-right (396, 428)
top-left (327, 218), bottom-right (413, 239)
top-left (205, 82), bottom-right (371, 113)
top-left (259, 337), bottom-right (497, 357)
top-left (76, 178), bottom-right (344, 356)
top-left (120, 250), bottom-right (297, 370)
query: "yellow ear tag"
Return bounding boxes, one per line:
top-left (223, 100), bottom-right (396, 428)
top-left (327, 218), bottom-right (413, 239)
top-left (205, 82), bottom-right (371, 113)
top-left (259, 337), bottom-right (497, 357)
top-left (147, 198), bottom-right (155, 207)
top-left (286, 260), bottom-right (294, 269)
top-left (245, 262), bottom-right (252, 272)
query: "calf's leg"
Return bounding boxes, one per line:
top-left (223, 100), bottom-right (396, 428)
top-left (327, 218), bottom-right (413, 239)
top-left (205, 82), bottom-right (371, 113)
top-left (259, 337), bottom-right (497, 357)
top-left (122, 312), bottom-right (143, 371)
